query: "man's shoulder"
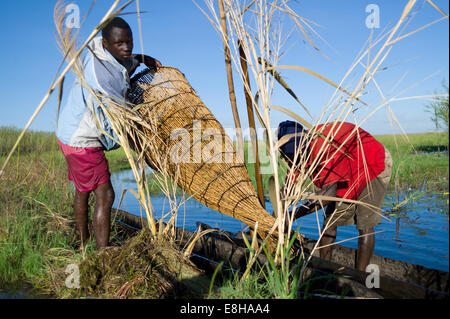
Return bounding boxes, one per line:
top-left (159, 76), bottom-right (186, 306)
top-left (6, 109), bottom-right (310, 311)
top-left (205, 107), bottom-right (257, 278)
top-left (318, 122), bottom-right (356, 132)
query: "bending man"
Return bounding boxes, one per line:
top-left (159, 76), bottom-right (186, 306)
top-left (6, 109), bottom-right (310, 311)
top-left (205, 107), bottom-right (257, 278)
top-left (277, 121), bottom-right (392, 271)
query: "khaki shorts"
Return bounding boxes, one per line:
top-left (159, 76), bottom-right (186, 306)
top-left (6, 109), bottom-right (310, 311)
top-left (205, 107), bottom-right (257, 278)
top-left (323, 149), bottom-right (393, 230)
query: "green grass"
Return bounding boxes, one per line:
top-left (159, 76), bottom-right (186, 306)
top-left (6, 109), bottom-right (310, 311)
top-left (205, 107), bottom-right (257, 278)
top-left (0, 127), bottom-right (57, 156)
top-left (105, 148), bottom-right (133, 172)
top-left (0, 127), bottom-right (130, 294)
top-left (0, 127), bottom-right (133, 172)
top-left (211, 231), bottom-right (337, 299)
top-left (0, 150), bottom-right (133, 296)
top-left (375, 132), bottom-right (449, 191)
top-left (5, 126), bottom-right (444, 193)
top-left (3, 126), bottom-right (446, 193)
top-left (1, 126), bottom-right (447, 195)
top-left (0, 149), bottom-right (75, 289)
top-left (375, 131), bottom-right (448, 154)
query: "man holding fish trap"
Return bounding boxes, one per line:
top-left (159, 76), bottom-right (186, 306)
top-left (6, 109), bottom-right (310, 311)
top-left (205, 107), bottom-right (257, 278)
top-left (277, 120), bottom-right (392, 272)
top-left (56, 17), bottom-right (160, 250)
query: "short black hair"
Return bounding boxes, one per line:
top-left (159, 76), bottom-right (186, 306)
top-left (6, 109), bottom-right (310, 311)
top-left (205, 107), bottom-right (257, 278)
top-left (102, 17), bottom-right (131, 41)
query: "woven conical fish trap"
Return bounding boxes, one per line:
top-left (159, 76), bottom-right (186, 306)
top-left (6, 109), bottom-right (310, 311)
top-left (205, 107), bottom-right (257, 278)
top-left (128, 67), bottom-right (277, 243)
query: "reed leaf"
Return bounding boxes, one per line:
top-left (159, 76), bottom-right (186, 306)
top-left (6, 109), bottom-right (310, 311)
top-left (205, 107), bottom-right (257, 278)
top-left (268, 65), bottom-right (369, 107)
top-left (258, 57), bottom-right (312, 118)
top-left (184, 226), bottom-right (220, 257)
top-left (270, 105), bottom-right (313, 129)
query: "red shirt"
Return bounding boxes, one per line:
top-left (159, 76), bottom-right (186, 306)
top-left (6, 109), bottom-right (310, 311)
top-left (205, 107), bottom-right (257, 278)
top-left (307, 122), bottom-right (385, 200)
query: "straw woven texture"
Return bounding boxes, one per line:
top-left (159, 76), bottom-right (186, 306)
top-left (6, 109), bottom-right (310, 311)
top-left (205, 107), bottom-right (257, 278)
top-left (128, 67), bottom-right (277, 240)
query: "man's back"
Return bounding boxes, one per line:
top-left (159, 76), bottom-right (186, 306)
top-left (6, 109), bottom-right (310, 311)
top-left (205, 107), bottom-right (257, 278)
top-left (308, 122), bottom-right (386, 200)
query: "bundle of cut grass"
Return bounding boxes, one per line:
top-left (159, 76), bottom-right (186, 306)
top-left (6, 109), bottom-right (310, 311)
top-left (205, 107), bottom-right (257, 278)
top-left (79, 230), bottom-right (211, 298)
top-left (128, 67), bottom-right (277, 243)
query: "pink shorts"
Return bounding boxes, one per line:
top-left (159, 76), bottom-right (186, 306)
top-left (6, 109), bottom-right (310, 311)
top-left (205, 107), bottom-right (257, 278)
top-left (57, 139), bottom-right (110, 193)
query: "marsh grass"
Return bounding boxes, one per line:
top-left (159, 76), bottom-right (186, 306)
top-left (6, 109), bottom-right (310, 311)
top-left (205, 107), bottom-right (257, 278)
top-left (0, 126), bottom-right (135, 173)
top-left (212, 268), bottom-right (271, 298)
top-left (376, 132), bottom-right (449, 191)
top-left (0, 127), bottom-right (58, 156)
top-left (106, 148), bottom-right (134, 172)
top-left (376, 131), bottom-right (448, 154)
top-left (0, 148), bottom-right (75, 289)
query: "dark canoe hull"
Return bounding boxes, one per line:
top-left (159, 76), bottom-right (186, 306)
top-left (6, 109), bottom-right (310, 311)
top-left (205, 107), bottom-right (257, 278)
top-left (113, 209), bottom-right (449, 299)
top-left (301, 236), bottom-right (449, 297)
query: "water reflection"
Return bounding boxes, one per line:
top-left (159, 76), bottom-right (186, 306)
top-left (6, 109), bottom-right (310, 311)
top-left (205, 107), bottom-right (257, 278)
top-left (110, 169), bottom-right (449, 272)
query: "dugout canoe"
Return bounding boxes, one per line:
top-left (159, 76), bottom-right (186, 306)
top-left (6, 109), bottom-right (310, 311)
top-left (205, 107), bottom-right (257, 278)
top-left (113, 208), bottom-right (449, 299)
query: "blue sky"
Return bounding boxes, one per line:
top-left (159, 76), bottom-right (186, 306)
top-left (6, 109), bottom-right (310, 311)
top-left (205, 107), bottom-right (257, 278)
top-left (0, 0), bottom-right (448, 135)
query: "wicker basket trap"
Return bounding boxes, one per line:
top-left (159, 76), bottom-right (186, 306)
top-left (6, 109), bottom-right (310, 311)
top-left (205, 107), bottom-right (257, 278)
top-left (128, 67), bottom-right (277, 241)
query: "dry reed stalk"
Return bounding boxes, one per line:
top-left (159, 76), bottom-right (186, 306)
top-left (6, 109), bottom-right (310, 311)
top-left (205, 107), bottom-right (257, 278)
top-left (238, 40), bottom-right (265, 209)
top-left (99, 94), bottom-right (194, 239)
top-left (218, 0), bottom-right (245, 162)
top-left (100, 105), bottom-right (158, 235)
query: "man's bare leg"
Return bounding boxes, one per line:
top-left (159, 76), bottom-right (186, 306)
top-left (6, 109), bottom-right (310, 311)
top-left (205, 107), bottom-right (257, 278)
top-left (74, 190), bottom-right (91, 250)
top-left (93, 181), bottom-right (115, 250)
top-left (356, 227), bottom-right (375, 272)
top-left (319, 203), bottom-right (338, 261)
top-left (319, 225), bottom-right (337, 261)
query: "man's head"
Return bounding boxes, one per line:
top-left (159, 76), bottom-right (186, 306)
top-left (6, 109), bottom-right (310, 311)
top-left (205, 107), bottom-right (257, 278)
top-left (102, 17), bottom-right (133, 63)
top-left (277, 120), bottom-right (308, 167)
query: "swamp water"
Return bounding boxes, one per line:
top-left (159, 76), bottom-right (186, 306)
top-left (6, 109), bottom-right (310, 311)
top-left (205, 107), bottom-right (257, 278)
top-left (111, 169), bottom-right (449, 272)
